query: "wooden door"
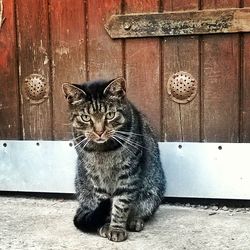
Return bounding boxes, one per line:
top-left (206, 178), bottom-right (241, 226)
top-left (0, 0), bottom-right (250, 142)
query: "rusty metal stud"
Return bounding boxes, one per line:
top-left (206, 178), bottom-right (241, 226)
top-left (167, 71), bottom-right (198, 104)
top-left (123, 22), bottom-right (131, 30)
top-left (23, 74), bottom-right (49, 104)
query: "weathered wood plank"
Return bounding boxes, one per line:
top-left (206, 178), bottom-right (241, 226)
top-left (106, 8), bottom-right (250, 39)
top-left (162, 0), bottom-right (200, 142)
top-left (241, 0), bottom-right (250, 142)
top-left (0, 0), bottom-right (20, 139)
top-left (50, 0), bottom-right (86, 140)
top-left (88, 0), bottom-right (123, 79)
top-left (16, 0), bottom-right (52, 139)
top-left (202, 0), bottom-right (240, 142)
top-left (125, 0), bottom-right (161, 137)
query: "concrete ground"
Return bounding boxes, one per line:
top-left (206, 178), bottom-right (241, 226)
top-left (0, 196), bottom-right (250, 250)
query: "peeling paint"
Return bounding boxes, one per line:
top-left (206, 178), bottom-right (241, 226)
top-left (18, 65), bottom-right (22, 76)
top-left (0, 0), bottom-right (6, 28)
top-left (43, 55), bottom-right (49, 65)
top-left (39, 40), bottom-right (47, 54)
top-left (56, 46), bottom-right (70, 56)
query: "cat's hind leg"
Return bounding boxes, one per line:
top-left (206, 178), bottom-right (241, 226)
top-left (127, 218), bottom-right (144, 232)
top-left (127, 193), bottom-right (162, 232)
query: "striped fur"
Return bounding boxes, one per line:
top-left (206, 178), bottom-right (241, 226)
top-left (63, 77), bottom-right (166, 242)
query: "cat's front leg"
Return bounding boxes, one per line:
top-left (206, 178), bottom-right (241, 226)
top-left (104, 188), bottom-right (137, 242)
top-left (99, 197), bottom-right (130, 242)
top-left (108, 196), bottom-right (130, 241)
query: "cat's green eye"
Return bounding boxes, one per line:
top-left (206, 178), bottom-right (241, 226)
top-left (106, 112), bottom-right (116, 120)
top-left (81, 114), bottom-right (91, 122)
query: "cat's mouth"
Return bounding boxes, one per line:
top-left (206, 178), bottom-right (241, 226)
top-left (94, 138), bottom-right (107, 144)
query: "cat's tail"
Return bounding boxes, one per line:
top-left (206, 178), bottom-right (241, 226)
top-left (73, 199), bottom-right (111, 232)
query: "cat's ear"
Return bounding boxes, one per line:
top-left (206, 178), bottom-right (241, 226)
top-left (103, 77), bottom-right (126, 99)
top-left (62, 83), bottom-right (86, 105)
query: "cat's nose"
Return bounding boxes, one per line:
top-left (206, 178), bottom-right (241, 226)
top-left (95, 130), bottom-right (104, 136)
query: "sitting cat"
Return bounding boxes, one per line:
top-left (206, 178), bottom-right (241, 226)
top-left (62, 77), bottom-right (166, 242)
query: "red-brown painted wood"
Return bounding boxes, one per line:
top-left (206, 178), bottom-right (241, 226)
top-left (50, 0), bottom-right (86, 140)
top-left (241, 0), bottom-right (250, 142)
top-left (1, 0), bottom-right (249, 144)
top-left (202, 0), bottom-right (240, 142)
top-left (125, 0), bottom-right (161, 137)
top-left (87, 0), bottom-right (123, 79)
top-left (164, 0), bottom-right (199, 11)
top-left (0, 0), bottom-right (20, 139)
top-left (16, 0), bottom-right (52, 139)
top-left (162, 0), bottom-right (200, 142)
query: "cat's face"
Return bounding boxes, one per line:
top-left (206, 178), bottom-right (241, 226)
top-left (62, 78), bottom-right (127, 144)
top-left (71, 102), bottom-right (126, 144)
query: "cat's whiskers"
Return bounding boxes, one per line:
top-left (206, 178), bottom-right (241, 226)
top-left (82, 139), bottom-right (90, 149)
top-left (114, 134), bottom-right (141, 152)
top-left (74, 137), bottom-right (88, 148)
top-left (76, 140), bottom-right (91, 167)
top-left (112, 135), bottom-right (135, 156)
top-left (73, 134), bottom-right (85, 141)
top-left (116, 130), bottom-right (144, 137)
top-left (115, 133), bottom-right (147, 150)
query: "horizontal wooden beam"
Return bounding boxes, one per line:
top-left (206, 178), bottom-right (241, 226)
top-left (105, 8), bottom-right (250, 38)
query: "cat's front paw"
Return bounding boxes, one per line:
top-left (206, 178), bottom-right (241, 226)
top-left (98, 223), bottom-right (110, 238)
top-left (107, 227), bottom-right (128, 242)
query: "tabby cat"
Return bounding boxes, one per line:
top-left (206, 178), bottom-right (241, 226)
top-left (62, 77), bottom-right (165, 242)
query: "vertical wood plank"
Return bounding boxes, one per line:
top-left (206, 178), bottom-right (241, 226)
top-left (202, 0), bottom-right (240, 142)
top-left (0, 0), bottom-right (20, 139)
top-left (241, 0), bottom-right (250, 142)
top-left (162, 0), bottom-right (200, 142)
top-left (16, 0), bottom-right (52, 139)
top-left (125, 0), bottom-right (161, 137)
top-left (50, 0), bottom-right (86, 140)
top-left (88, 0), bottom-right (123, 79)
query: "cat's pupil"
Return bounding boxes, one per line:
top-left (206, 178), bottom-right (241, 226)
top-left (106, 111), bottom-right (115, 120)
top-left (82, 115), bottom-right (90, 122)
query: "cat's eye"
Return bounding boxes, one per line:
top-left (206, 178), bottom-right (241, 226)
top-left (81, 115), bottom-right (91, 122)
top-left (106, 112), bottom-right (116, 120)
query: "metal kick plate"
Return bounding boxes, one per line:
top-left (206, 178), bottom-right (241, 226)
top-left (161, 142), bottom-right (250, 199)
top-left (1, 141), bottom-right (250, 199)
top-left (0, 141), bottom-right (77, 193)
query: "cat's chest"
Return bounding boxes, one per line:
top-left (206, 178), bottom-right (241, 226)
top-left (84, 150), bottom-right (130, 191)
top-left (85, 150), bottom-right (126, 168)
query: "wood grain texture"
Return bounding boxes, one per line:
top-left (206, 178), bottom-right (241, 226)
top-left (162, 0), bottom-right (200, 142)
top-left (0, 0), bottom-right (19, 139)
top-left (125, 0), bottom-right (161, 137)
top-left (241, 0), bottom-right (250, 142)
top-left (202, 0), bottom-right (240, 142)
top-left (50, 0), bottom-right (86, 140)
top-left (87, 0), bottom-right (123, 79)
top-left (16, 0), bottom-right (52, 139)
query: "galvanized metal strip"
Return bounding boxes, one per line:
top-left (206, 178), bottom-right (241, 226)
top-left (1, 141), bottom-right (250, 200)
top-left (0, 141), bottom-right (77, 193)
top-left (160, 142), bottom-right (250, 200)
top-left (105, 8), bottom-right (250, 38)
